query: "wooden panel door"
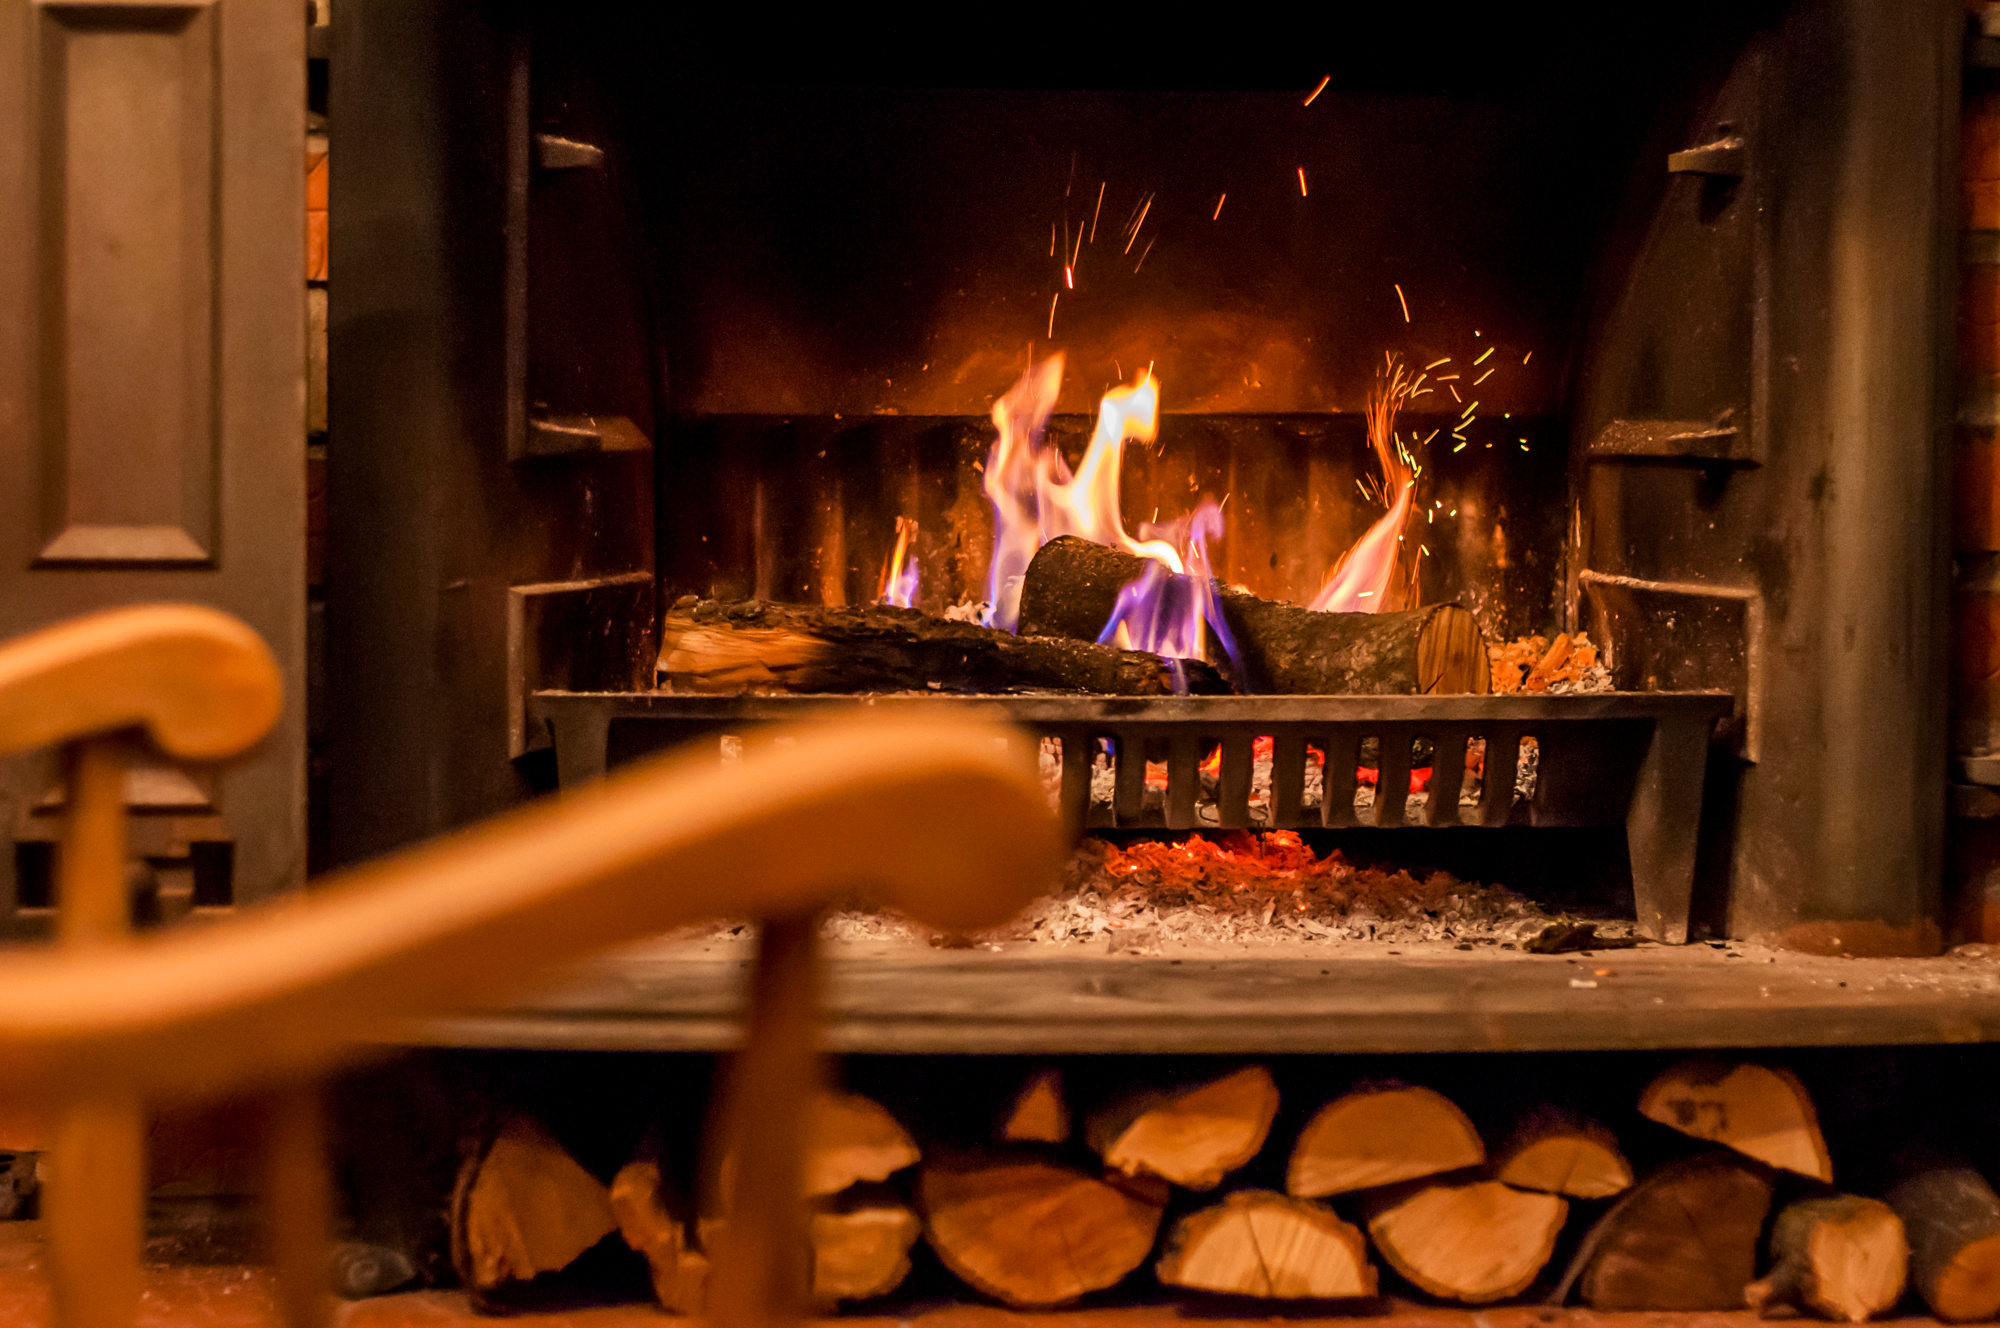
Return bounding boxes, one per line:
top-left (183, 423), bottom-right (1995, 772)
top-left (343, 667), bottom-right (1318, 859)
top-left (0, 0), bottom-right (304, 931)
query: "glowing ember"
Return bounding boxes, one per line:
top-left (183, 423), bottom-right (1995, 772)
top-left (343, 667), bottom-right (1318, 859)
top-left (877, 516), bottom-right (920, 609)
top-left (980, 355), bottom-right (1186, 631)
top-left (1309, 358), bottom-right (1420, 613)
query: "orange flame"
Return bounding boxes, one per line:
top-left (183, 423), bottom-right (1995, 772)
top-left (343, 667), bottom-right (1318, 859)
top-left (877, 516), bottom-right (919, 608)
top-left (1310, 359), bottom-right (1419, 613)
top-left (981, 355), bottom-right (1184, 629)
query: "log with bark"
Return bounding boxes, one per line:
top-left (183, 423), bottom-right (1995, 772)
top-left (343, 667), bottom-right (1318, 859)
top-left (1287, 1083), bottom-right (1486, 1199)
top-left (1555, 1152), bottom-right (1776, 1311)
top-left (1744, 1195), bottom-right (1908, 1323)
top-left (1886, 1160), bottom-right (2000, 1321)
top-left (1638, 1060), bottom-right (1833, 1181)
top-left (1015, 536), bottom-right (1488, 695)
top-left (1156, 1190), bottom-right (1376, 1299)
top-left (1493, 1108), bottom-right (1634, 1200)
top-left (1086, 1065), bottom-right (1279, 1191)
top-left (918, 1152), bottom-right (1168, 1307)
top-left (1001, 1068), bottom-right (1071, 1145)
top-left (656, 596), bottom-right (1226, 695)
top-left (450, 1117), bottom-right (618, 1295)
top-left (1366, 1179), bottom-right (1567, 1303)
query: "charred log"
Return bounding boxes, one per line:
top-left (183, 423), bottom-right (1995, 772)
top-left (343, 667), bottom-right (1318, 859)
top-left (656, 596), bottom-right (1226, 696)
top-left (1016, 536), bottom-right (1487, 695)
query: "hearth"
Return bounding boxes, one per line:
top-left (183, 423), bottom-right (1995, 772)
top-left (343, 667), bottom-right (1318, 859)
top-left (326, 0), bottom-right (1953, 969)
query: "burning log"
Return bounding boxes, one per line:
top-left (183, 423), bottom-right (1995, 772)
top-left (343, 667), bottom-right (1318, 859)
top-left (1086, 1065), bottom-right (1280, 1191)
top-left (1638, 1060), bottom-right (1833, 1181)
top-left (1886, 1160), bottom-right (2000, 1321)
top-left (1493, 1108), bottom-right (1634, 1199)
top-left (1286, 1083), bottom-right (1486, 1198)
top-left (610, 1159), bottom-right (709, 1315)
top-left (1557, 1152), bottom-right (1776, 1310)
top-left (1156, 1190), bottom-right (1376, 1299)
top-left (1016, 536), bottom-right (1487, 694)
top-left (1365, 1179), bottom-right (1567, 1303)
top-left (1000, 1068), bottom-right (1070, 1144)
top-left (1744, 1195), bottom-right (1908, 1322)
top-left (918, 1152), bottom-right (1168, 1307)
top-left (451, 1117), bottom-right (618, 1294)
top-left (656, 597), bottom-right (1226, 695)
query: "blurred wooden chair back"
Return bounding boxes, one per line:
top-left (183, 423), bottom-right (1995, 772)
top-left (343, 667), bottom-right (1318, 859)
top-left (0, 605), bottom-right (1060, 1328)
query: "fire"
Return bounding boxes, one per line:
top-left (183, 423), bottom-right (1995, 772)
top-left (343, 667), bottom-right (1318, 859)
top-left (877, 516), bottom-right (920, 609)
top-left (980, 354), bottom-right (1186, 631)
top-left (1309, 359), bottom-right (1420, 613)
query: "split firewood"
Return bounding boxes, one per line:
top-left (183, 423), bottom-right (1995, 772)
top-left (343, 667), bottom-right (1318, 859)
top-left (1366, 1179), bottom-right (1567, 1303)
top-left (1087, 1065), bottom-right (1279, 1190)
top-left (809, 1201), bottom-right (923, 1305)
top-left (918, 1152), bottom-right (1168, 1307)
top-left (609, 1159), bottom-right (709, 1315)
top-left (1156, 1190), bottom-right (1376, 1299)
top-left (1001, 1068), bottom-right (1071, 1144)
top-left (1016, 535), bottom-right (1488, 694)
top-left (655, 596), bottom-right (1226, 695)
top-left (1744, 1195), bottom-right (1907, 1322)
top-left (1493, 1109), bottom-right (1634, 1199)
top-left (1886, 1161), bottom-right (2000, 1321)
top-left (1556, 1152), bottom-right (1776, 1311)
top-left (715, 1090), bottom-right (920, 1203)
top-left (1287, 1083), bottom-right (1485, 1198)
top-left (450, 1117), bottom-right (618, 1293)
top-left (1638, 1061), bottom-right (1833, 1181)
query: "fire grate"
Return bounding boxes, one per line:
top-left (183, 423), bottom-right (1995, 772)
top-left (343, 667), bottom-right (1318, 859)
top-left (529, 691), bottom-right (1731, 942)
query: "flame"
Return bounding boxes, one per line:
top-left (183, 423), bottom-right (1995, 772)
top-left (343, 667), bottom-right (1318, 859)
top-left (877, 516), bottom-right (920, 609)
top-left (1309, 359), bottom-right (1419, 613)
top-left (980, 354), bottom-right (1183, 631)
top-left (1096, 501), bottom-right (1241, 689)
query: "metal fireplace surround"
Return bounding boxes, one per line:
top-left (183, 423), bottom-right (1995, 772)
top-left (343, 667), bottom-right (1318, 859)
top-left (326, 1), bottom-right (1958, 953)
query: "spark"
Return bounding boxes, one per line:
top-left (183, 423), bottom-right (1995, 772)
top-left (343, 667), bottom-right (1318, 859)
top-left (1066, 150), bottom-right (1076, 196)
top-left (1090, 183), bottom-right (1105, 242)
top-left (1520, 444), bottom-right (1530, 451)
top-left (1065, 265), bottom-right (1074, 289)
top-left (1427, 508), bottom-right (1433, 523)
top-left (1303, 74), bottom-right (1331, 106)
top-left (1213, 193), bottom-right (1227, 220)
top-left (1050, 224), bottom-right (1056, 257)
top-left (1421, 429), bottom-right (1439, 446)
top-left (1453, 441), bottom-right (1468, 452)
top-left (1297, 166), bottom-right (1308, 196)
top-left (1437, 374), bottom-right (1460, 381)
top-left (1474, 346), bottom-right (1495, 365)
top-left (1420, 544), bottom-right (1429, 555)
top-left (1134, 236), bottom-right (1156, 272)
top-left (1450, 384), bottom-right (1462, 402)
top-left (1395, 283), bottom-right (1410, 323)
top-left (1523, 350), bottom-right (1533, 364)
top-left (1358, 591), bottom-right (1374, 598)
top-left (1461, 400), bottom-right (1479, 417)
top-left (1425, 357), bottom-right (1451, 370)
top-left (1356, 479), bottom-right (1370, 498)
top-left (1048, 292), bottom-right (1058, 338)
top-left (1123, 194), bottom-right (1153, 254)
top-left (1473, 367), bottom-right (1494, 385)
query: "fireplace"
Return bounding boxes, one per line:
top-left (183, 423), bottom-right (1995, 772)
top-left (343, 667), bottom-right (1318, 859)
top-left (324, 0), bottom-right (1955, 966)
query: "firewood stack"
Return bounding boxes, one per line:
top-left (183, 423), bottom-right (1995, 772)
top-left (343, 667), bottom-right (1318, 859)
top-left (445, 1056), bottom-right (1972, 1321)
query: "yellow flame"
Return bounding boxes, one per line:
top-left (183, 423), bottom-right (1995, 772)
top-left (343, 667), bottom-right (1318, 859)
top-left (981, 356), bottom-right (1183, 629)
top-left (1310, 360), bottom-right (1418, 613)
top-left (876, 516), bottom-right (919, 608)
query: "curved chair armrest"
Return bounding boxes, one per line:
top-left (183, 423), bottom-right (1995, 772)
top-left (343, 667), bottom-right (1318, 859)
top-left (0, 713), bottom-right (1060, 1106)
top-left (0, 604), bottom-right (282, 761)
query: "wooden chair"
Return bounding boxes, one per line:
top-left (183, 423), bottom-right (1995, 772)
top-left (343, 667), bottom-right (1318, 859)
top-left (0, 605), bottom-right (1062, 1328)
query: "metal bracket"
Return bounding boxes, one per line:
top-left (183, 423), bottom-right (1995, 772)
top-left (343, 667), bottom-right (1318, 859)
top-left (525, 413), bottom-right (651, 457)
top-left (1668, 135), bottom-right (1746, 178)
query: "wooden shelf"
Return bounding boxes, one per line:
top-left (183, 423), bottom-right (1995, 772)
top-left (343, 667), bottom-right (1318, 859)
top-left (411, 937), bottom-right (2000, 1055)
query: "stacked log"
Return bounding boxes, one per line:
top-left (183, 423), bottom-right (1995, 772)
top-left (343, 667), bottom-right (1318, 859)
top-left (450, 1057), bottom-right (1972, 1320)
